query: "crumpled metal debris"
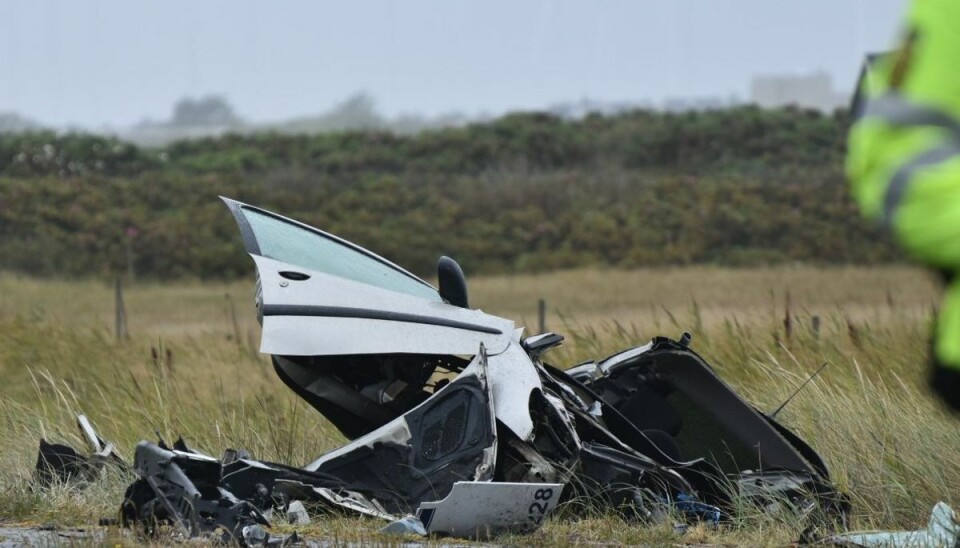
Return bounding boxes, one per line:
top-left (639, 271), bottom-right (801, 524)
top-left (120, 438), bottom-right (333, 545)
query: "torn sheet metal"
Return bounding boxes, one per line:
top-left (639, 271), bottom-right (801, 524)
top-left (484, 341), bottom-right (543, 442)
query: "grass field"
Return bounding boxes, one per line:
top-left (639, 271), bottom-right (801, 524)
top-left (0, 265), bottom-right (957, 546)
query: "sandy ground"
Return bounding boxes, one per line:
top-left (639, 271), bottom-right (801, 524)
top-left (0, 526), bottom-right (105, 547)
top-left (0, 525), bottom-right (481, 547)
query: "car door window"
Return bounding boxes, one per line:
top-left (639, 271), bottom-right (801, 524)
top-left (240, 206), bottom-right (441, 302)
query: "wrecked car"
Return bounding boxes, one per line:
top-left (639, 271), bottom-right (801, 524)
top-left (111, 197), bottom-right (848, 542)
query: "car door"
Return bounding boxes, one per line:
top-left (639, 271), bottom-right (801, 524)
top-left (222, 197), bottom-right (515, 357)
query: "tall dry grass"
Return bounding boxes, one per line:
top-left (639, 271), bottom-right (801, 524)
top-left (0, 266), bottom-right (956, 545)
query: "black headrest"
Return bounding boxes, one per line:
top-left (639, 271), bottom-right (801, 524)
top-left (437, 256), bottom-right (469, 308)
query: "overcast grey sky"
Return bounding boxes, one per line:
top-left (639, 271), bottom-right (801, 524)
top-left (0, 0), bottom-right (907, 128)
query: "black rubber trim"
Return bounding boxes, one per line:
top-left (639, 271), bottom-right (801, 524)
top-left (262, 304), bottom-right (503, 335)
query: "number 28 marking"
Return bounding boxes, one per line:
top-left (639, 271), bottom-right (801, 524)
top-left (527, 488), bottom-right (554, 525)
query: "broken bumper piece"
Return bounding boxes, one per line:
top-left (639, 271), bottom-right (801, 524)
top-left (415, 481), bottom-right (564, 537)
top-left (380, 482), bottom-right (566, 538)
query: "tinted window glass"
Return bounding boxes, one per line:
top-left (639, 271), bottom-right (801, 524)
top-left (241, 206), bottom-right (440, 302)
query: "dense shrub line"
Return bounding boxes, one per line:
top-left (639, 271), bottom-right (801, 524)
top-left (0, 106), bottom-right (898, 279)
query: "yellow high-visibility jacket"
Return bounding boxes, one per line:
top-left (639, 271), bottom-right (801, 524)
top-left (847, 0), bottom-right (960, 384)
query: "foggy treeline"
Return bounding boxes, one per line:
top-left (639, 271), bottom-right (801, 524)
top-left (0, 93), bottom-right (473, 147)
top-left (0, 105), bottom-right (899, 279)
top-left (0, 91), bottom-right (734, 147)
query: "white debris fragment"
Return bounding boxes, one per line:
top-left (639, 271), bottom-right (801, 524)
top-left (380, 515), bottom-right (427, 536)
top-left (285, 501), bottom-right (310, 525)
top-left (827, 501), bottom-right (959, 547)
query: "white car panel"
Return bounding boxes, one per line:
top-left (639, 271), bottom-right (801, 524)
top-left (261, 315), bottom-right (512, 357)
top-left (486, 342), bottom-right (542, 441)
top-left (254, 255), bottom-right (514, 356)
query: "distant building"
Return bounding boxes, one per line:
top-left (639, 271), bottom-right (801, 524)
top-left (750, 71), bottom-right (848, 112)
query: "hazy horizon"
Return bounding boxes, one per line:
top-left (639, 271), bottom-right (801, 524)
top-left (0, 0), bottom-right (906, 130)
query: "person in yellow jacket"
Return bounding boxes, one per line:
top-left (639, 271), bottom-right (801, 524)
top-left (847, 0), bottom-right (960, 410)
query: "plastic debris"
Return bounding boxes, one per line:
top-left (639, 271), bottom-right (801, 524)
top-left (825, 501), bottom-right (959, 547)
top-left (380, 515), bottom-right (428, 536)
top-left (285, 501), bottom-right (310, 525)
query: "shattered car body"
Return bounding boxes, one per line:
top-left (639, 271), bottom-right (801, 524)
top-left (116, 197), bottom-right (848, 541)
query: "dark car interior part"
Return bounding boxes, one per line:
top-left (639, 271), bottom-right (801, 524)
top-left (33, 415), bottom-right (127, 489)
top-left (35, 440), bottom-right (95, 487)
top-left (312, 374), bottom-right (495, 515)
top-left (273, 353), bottom-right (469, 439)
top-left (585, 341), bottom-right (818, 476)
top-left (522, 332), bottom-right (565, 358)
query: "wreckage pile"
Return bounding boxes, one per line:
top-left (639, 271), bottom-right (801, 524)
top-left (38, 333), bottom-right (849, 545)
top-left (37, 198), bottom-right (934, 546)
